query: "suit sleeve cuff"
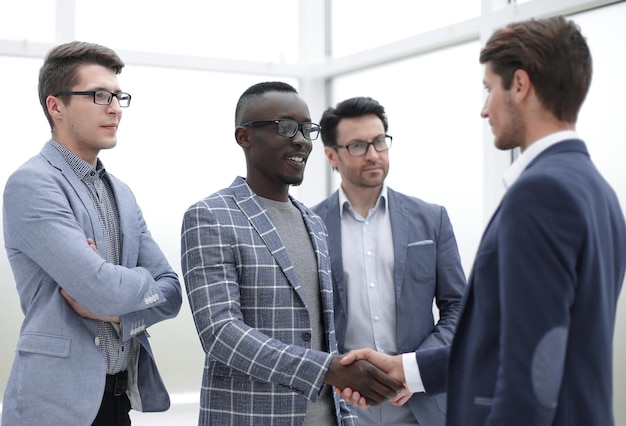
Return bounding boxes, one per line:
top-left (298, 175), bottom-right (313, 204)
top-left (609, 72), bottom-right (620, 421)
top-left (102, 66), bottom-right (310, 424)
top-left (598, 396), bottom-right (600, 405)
top-left (402, 352), bottom-right (426, 393)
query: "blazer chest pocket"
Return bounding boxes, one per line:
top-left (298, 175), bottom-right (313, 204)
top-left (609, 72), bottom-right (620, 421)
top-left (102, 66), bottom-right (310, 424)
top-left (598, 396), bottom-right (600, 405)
top-left (407, 240), bottom-right (436, 284)
top-left (17, 333), bottom-right (71, 358)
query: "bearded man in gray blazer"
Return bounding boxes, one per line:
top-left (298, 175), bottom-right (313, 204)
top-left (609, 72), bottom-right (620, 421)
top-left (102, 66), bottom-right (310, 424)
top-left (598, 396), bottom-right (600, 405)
top-left (312, 96), bottom-right (466, 426)
top-left (2, 41), bottom-right (182, 426)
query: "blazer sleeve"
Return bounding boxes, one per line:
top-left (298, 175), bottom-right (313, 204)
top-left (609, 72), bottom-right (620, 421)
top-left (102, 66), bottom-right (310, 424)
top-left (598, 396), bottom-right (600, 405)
top-left (3, 163), bottom-right (181, 326)
top-left (415, 346), bottom-right (450, 396)
top-left (180, 201), bottom-right (334, 402)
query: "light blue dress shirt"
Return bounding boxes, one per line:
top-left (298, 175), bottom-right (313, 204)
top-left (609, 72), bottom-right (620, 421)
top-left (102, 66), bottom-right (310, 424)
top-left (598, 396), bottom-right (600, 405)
top-left (339, 185), bottom-right (419, 425)
top-left (339, 185), bottom-right (396, 355)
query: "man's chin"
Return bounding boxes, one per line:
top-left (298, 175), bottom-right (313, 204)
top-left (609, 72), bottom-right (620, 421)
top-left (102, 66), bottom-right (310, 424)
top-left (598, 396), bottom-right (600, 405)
top-left (283, 174), bottom-right (304, 187)
top-left (99, 140), bottom-right (118, 150)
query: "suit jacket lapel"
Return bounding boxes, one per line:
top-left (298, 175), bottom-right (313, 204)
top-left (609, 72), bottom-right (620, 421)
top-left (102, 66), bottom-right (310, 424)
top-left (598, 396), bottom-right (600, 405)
top-left (388, 189), bottom-right (410, 302)
top-left (322, 192), bottom-right (347, 313)
top-left (106, 175), bottom-right (136, 266)
top-left (459, 141), bottom-right (589, 338)
top-left (466, 139), bottom-right (587, 291)
top-left (40, 143), bottom-right (104, 246)
top-left (231, 178), bottom-right (303, 296)
top-left (293, 200), bottom-right (330, 287)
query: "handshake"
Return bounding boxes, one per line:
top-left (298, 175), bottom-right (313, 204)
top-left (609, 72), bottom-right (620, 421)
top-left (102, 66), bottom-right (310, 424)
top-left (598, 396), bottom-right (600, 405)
top-left (324, 348), bottom-right (412, 409)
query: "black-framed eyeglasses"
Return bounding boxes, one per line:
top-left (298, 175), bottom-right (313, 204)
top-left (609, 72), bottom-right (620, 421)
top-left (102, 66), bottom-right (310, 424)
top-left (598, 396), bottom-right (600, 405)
top-left (332, 135), bottom-right (393, 157)
top-left (241, 119), bottom-right (321, 141)
top-left (54, 90), bottom-right (132, 108)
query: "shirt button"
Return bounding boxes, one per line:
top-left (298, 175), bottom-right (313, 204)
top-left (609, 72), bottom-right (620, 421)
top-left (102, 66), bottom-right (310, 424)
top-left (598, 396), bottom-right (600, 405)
top-left (370, 282), bottom-right (376, 288)
top-left (366, 251), bottom-right (372, 256)
top-left (302, 332), bottom-right (311, 341)
top-left (374, 316), bottom-right (380, 321)
top-left (95, 336), bottom-right (100, 346)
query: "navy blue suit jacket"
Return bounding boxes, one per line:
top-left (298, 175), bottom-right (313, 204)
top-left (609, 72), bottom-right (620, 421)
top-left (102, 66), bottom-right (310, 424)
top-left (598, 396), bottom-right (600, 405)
top-left (313, 187), bottom-right (466, 425)
top-left (417, 140), bottom-right (626, 425)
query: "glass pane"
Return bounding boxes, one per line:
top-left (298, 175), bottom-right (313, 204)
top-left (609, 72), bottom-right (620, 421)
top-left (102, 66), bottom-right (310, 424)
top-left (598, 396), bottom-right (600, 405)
top-left (0, 55), bottom-right (51, 400)
top-left (567, 5), bottom-right (626, 424)
top-left (571, 1), bottom-right (626, 209)
top-left (331, 0), bottom-right (480, 57)
top-left (75, 0), bottom-right (299, 63)
top-left (330, 41), bottom-right (483, 275)
top-left (0, 0), bottom-right (56, 42)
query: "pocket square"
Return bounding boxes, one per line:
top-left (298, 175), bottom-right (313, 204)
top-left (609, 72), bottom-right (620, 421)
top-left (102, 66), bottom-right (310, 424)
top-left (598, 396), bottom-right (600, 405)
top-left (408, 239), bottom-right (434, 247)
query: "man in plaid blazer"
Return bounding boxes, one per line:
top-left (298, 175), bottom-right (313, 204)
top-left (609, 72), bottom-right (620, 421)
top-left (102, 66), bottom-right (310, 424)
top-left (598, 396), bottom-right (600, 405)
top-left (181, 81), bottom-right (402, 425)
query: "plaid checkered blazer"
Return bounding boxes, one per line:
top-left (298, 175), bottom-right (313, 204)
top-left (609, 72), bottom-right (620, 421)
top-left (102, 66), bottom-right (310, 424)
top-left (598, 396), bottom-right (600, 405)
top-left (181, 177), bottom-right (357, 425)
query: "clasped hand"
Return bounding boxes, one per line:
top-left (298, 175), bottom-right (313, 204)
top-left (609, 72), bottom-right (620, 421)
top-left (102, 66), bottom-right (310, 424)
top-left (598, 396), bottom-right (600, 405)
top-left (334, 349), bottom-right (413, 409)
top-left (324, 355), bottom-right (403, 407)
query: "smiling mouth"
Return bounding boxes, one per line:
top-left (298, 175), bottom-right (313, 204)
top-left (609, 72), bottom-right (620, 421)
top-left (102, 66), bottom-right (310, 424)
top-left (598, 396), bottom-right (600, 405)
top-left (286, 156), bottom-right (306, 164)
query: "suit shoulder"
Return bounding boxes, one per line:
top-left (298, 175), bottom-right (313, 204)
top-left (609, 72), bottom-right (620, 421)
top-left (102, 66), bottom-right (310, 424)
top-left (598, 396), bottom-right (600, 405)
top-left (310, 191), bottom-right (339, 217)
top-left (7, 152), bottom-right (50, 179)
top-left (389, 188), bottom-right (444, 213)
top-left (4, 154), bottom-right (68, 203)
top-left (185, 187), bottom-right (237, 212)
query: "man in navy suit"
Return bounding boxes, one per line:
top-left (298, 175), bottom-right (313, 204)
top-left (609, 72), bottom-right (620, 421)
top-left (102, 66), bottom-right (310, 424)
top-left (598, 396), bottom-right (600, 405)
top-left (312, 96), bottom-right (466, 425)
top-left (337, 15), bottom-right (626, 426)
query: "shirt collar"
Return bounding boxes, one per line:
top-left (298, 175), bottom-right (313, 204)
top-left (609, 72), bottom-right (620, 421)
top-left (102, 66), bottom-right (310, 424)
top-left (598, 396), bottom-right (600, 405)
top-left (338, 184), bottom-right (388, 219)
top-left (49, 139), bottom-right (105, 180)
top-left (502, 130), bottom-right (579, 189)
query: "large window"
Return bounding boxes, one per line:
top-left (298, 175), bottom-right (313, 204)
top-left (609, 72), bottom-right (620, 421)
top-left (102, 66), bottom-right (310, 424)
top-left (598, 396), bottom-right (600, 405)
top-left (75, 1), bottom-right (299, 62)
top-left (330, 41), bottom-right (483, 275)
top-left (331, 0), bottom-right (480, 57)
top-left (0, 1), bottom-right (56, 42)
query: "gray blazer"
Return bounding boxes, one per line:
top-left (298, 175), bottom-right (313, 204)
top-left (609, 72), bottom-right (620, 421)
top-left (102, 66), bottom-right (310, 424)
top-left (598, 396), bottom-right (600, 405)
top-left (181, 176), bottom-right (357, 425)
top-left (313, 187), bottom-right (466, 425)
top-left (2, 142), bottom-right (182, 426)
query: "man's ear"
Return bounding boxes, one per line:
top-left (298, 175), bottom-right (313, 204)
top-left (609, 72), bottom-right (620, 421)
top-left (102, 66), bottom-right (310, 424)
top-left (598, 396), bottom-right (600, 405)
top-left (512, 69), bottom-right (532, 101)
top-left (324, 145), bottom-right (339, 169)
top-left (235, 126), bottom-right (251, 148)
top-left (46, 95), bottom-right (63, 119)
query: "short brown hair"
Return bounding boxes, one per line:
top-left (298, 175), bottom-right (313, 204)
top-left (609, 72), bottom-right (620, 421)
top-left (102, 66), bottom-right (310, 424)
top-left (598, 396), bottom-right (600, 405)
top-left (479, 16), bottom-right (592, 123)
top-left (38, 41), bottom-right (125, 128)
top-left (319, 97), bottom-right (388, 147)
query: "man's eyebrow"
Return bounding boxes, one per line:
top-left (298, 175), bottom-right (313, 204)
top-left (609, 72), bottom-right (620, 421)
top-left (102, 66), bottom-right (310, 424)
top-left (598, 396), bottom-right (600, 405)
top-left (347, 134), bottom-right (386, 144)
